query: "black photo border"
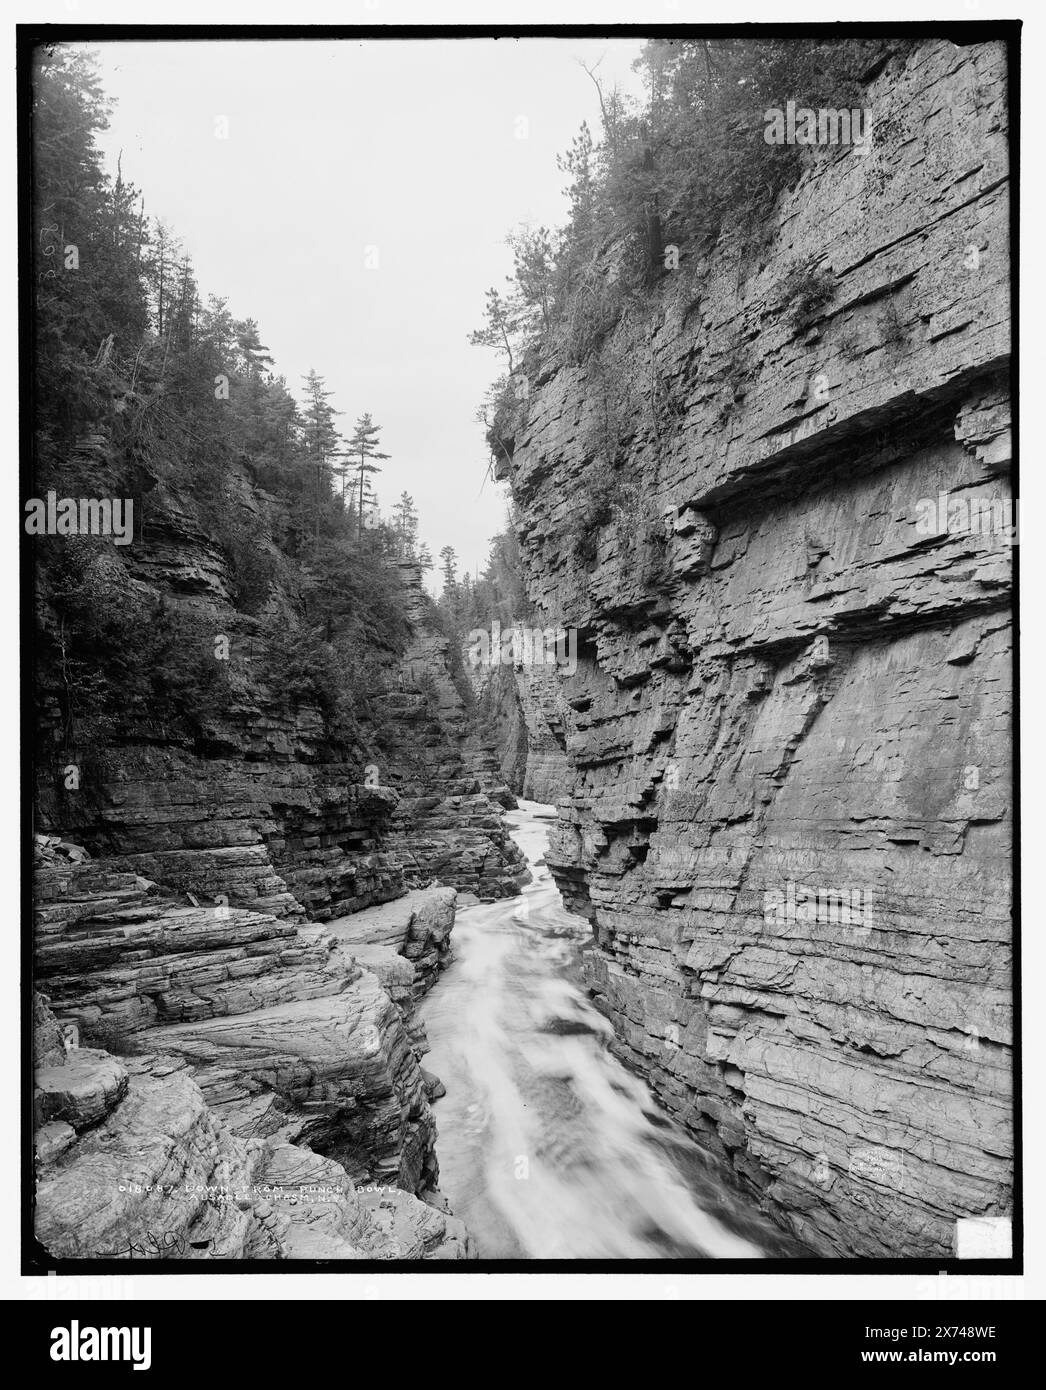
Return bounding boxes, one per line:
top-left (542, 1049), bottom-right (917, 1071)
top-left (17, 17), bottom-right (1023, 1279)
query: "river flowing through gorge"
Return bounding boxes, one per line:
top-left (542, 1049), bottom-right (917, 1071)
top-left (420, 801), bottom-right (804, 1259)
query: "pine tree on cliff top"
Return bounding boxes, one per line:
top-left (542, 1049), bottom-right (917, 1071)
top-left (347, 413), bottom-right (390, 543)
top-left (301, 369), bottom-right (342, 544)
top-left (392, 491), bottom-right (419, 558)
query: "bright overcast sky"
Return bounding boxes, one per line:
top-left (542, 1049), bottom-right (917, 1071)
top-left (85, 38), bottom-right (647, 591)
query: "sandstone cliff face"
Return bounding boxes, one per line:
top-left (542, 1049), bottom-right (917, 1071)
top-left (495, 40), bottom-right (1012, 1257)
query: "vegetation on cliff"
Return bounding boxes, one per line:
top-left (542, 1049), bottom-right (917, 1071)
top-left (31, 48), bottom-right (422, 753)
top-left (472, 37), bottom-right (900, 447)
top-left (468, 38), bottom-right (912, 588)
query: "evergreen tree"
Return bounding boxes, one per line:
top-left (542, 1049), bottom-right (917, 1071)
top-left (29, 49), bottom-right (439, 757)
top-left (347, 413), bottom-right (390, 543)
top-left (437, 545), bottom-right (460, 628)
top-left (235, 317), bottom-right (274, 380)
top-left (468, 286), bottom-right (527, 375)
top-left (507, 226), bottom-right (556, 334)
top-left (33, 46), bottom-right (148, 435)
top-left (392, 491), bottom-right (419, 557)
top-left (301, 369), bottom-right (342, 544)
top-left (439, 545), bottom-right (458, 592)
top-left (556, 121), bottom-right (597, 271)
top-left (201, 295), bottom-right (235, 362)
top-left (169, 252), bottom-right (199, 353)
top-left (147, 219), bottom-right (179, 344)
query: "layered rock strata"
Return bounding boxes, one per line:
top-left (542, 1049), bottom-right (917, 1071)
top-left (32, 482), bottom-right (524, 1259)
top-left (34, 479), bottom-right (407, 922)
top-left (378, 562), bottom-right (531, 899)
top-left (32, 837), bottom-right (472, 1260)
top-left (469, 647), bottom-right (572, 803)
top-left (495, 39), bottom-right (1013, 1258)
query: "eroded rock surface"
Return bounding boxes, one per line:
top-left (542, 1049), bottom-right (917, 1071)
top-left (495, 40), bottom-right (1012, 1257)
top-left (35, 1033), bottom-right (471, 1262)
top-left (378, 561), bottom-right (531, 900)
top-left (32, 831), bottom-right (475, 1261)
top-left (31, 501), bottom-right (524, 1261)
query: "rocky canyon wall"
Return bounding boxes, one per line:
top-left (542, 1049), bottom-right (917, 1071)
top-left (33, 837), bottom-right (472, 1260)
top-left (31, 480), bottom-right (523, 1261)
top-left (380, 561), bottom-right (531, 900)
top-left (494, 39), bottom-right (1012, 1258)
top-left (467, 642), bottom-right (572, 804)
